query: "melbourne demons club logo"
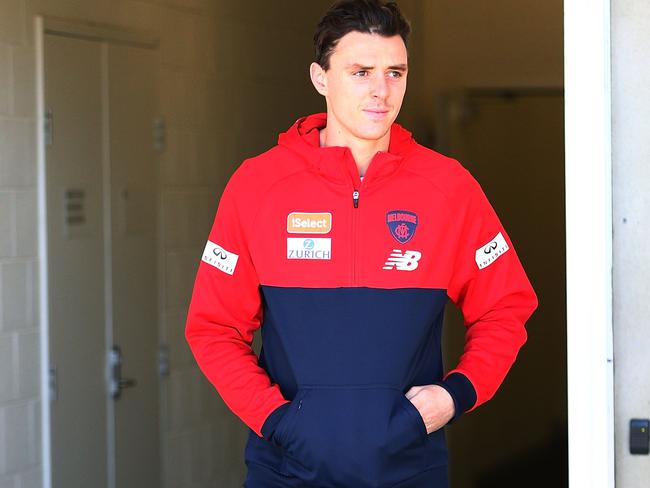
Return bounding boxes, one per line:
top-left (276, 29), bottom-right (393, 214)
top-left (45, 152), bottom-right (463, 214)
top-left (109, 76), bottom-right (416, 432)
top-left (386, 210), bottom-right (418, 244)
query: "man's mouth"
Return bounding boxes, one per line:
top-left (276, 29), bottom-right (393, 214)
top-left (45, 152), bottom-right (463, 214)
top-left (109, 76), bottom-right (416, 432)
top-left (363, 108), bottom-right (390, 120)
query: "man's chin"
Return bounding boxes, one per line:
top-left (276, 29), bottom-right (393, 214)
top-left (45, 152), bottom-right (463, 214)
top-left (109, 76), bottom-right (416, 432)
top-left (356, 124), bottom-right (393, 142)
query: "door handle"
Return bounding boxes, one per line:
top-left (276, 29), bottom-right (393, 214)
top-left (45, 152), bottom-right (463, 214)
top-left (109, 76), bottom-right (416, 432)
top-left (118, 378), bottom-right (137, 390)
top-left (109, 345), bottom-right (137, 399)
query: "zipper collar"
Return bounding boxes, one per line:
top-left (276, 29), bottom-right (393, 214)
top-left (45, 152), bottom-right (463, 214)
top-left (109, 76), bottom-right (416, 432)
top-left (278, 113), bottom-right (416, 186)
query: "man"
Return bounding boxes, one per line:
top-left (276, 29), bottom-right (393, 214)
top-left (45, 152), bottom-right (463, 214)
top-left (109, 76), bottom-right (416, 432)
top-left (185, 1), bottom-right (538, 486)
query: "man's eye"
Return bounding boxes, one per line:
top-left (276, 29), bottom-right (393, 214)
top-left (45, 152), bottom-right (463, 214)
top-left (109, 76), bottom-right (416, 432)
top-left (354, 70), bottom-right (369, 77)
top-left (388, 71), bottom-right (403, 78)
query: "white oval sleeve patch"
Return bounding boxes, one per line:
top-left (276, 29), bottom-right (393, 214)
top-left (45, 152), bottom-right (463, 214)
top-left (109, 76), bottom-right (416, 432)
top-left (202, 240), bottom-right (239, 275)
top-left (475, 232), bottom-right (510, 269)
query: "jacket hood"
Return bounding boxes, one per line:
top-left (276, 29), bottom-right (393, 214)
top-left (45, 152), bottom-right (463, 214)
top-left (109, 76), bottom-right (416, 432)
top-left (277, 113), bottom-right (417, 186)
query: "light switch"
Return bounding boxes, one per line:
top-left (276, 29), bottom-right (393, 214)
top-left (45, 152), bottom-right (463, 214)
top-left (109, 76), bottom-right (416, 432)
top-left (630, 419), bottom-right (649, 455)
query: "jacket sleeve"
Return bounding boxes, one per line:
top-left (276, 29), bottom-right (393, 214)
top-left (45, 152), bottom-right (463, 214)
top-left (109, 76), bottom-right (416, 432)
top-left (437, 172), bottom-right (538, 423)
top-left (185, 171), bottom-right (289, 438)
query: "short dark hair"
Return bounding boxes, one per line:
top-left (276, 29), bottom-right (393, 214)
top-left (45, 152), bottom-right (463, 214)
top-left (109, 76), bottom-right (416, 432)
top-left (314, 0), bottom-right (411, 70)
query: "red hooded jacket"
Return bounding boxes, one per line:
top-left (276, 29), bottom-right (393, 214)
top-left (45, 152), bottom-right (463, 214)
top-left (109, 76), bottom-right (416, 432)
top-left (185, 113), bottom-right (537, 487)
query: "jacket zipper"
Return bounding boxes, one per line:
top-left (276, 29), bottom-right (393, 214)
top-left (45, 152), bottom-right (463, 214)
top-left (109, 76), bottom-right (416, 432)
top-left (351, 186), bottom-right (361, 285)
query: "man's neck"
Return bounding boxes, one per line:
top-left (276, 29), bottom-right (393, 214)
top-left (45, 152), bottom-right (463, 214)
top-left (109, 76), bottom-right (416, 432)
top-left (319, 125), bottom-right (390, 178)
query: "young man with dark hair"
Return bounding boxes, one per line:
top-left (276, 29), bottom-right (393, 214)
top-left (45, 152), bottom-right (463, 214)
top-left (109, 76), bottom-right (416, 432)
top-left (186, 1), bottom-right (537, 486)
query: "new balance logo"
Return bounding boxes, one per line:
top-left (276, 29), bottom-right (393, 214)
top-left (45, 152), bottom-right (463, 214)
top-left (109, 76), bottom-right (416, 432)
top-left (382, 250), bottom-right (422, 271)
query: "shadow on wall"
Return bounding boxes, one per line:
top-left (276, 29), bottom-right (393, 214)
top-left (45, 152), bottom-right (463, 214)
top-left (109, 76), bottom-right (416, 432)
top-left (476, 421), bottom-right (568, 488)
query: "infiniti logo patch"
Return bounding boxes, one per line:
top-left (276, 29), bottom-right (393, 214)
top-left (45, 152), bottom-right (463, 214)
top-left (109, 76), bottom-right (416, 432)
top-left (202, 240), bottom-right (239, 275)
top-left (475, 232), bottom-right (509, 269)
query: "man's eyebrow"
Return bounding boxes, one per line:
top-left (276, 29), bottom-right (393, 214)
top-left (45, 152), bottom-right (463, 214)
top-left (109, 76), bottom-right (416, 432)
top-left (346, 63), bottom-right (373, 70)
top-left (345, 63), bottom-right (408, 70)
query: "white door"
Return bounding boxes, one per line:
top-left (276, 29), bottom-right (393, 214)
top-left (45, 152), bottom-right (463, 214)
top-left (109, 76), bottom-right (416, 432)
top-left (44, 31), bottom-right (160, 488)
top-left (45, 33), bottom-right (108, 488)
top-left (108, 41), bottom-right (161, 488)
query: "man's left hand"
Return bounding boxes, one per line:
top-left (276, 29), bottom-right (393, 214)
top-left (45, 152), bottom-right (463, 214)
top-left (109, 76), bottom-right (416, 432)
top-left (405, 385), bottom-right (455, 434)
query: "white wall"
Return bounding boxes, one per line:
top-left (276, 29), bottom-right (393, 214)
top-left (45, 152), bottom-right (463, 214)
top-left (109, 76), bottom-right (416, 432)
top-left (0, 1), bottom-right (292, 487)
top-left (612, 1), bottom-right (650, 486)
top-left (0, 1), bottom-right (41, 486)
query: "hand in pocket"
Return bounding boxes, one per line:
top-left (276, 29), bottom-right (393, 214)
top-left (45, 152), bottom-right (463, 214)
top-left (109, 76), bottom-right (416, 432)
top-left (405, 384), bottom-right (455, 434)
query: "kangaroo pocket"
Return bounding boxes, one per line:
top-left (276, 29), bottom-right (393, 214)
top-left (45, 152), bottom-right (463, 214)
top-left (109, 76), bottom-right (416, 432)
top-left (272, 386), bottom-right (446, 487)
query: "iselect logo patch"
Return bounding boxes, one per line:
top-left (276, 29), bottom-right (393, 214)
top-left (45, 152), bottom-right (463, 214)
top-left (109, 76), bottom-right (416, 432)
top-left (287, 212), bottom-right (332, 234)
top-left (202, 240), bottom-right (239, 275)
top-left (475, 232), bottom-right (510, 269)
top-left (287, 238), bottom-right (331, 260)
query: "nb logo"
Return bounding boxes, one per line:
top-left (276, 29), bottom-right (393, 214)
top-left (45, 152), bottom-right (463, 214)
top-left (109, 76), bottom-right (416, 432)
top-left (382, 250), bottom-right (422, 271)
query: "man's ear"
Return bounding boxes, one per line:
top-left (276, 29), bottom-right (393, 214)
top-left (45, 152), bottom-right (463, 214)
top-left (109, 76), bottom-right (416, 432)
top-left (310, 62), bottom-right (328, 96)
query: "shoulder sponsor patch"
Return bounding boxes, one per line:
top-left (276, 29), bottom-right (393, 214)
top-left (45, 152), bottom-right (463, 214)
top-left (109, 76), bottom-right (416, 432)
top-left (287, 212), bottom-right (332, 234)
top-left (475, 232), bottom-right (510, 269)
top-left (287, 238), bottom-right (331, 260)
top-left (202, 240), bottom-right (239, 275)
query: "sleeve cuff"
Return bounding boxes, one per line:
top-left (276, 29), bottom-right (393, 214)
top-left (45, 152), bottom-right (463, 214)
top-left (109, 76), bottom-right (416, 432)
top-left (260, 402), bottom-right (291, 440)
top-left (434, 372), bottom-right (477, 425)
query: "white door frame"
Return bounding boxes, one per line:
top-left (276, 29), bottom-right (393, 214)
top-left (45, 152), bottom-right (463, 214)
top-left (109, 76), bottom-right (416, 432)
top-left (564, 1), bottom-right (615, 487)
top-left (35, 15), bottom-right (158, 488)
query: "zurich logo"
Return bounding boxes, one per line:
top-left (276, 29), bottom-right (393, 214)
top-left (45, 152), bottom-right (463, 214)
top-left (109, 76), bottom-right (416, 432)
top-left (303, 239), bottom-right (315, 250)
top-left (386, 210), bottom-right (418, 244)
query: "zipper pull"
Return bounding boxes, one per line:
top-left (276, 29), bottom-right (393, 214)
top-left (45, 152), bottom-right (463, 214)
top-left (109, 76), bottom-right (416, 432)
top-left (353, 189), bottom-right (360, 208)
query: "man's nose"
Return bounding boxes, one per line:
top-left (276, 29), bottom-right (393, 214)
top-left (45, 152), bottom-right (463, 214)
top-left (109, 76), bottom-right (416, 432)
top-left (370, 74), bottom-right (389, 99)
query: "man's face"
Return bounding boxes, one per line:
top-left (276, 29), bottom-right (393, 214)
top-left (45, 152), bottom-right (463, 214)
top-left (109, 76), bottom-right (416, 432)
top-left (312, 31), bottom-right (408, 144)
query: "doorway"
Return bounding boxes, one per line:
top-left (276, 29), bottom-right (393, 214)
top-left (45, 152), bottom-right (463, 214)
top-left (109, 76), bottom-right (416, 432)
top-left (440, 88), bottom-right (567, 487)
